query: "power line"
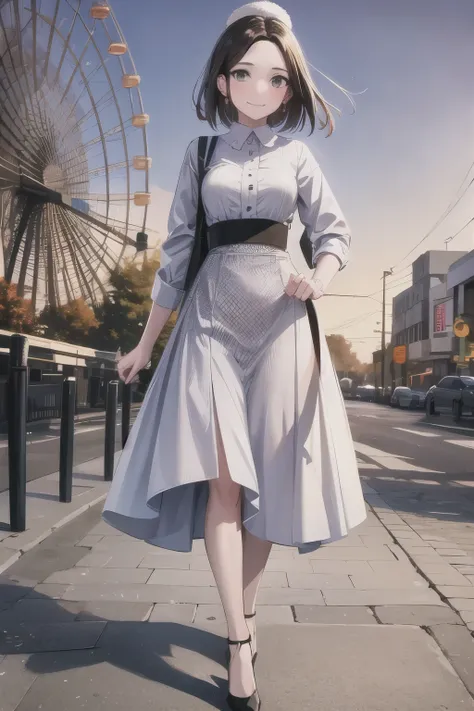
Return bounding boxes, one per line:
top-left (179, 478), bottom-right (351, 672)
top-left (444, 216), bottom-right (474, 246)
top-left (389, 160), bottom-right (474, 271)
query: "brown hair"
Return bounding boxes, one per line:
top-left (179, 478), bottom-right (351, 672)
top-left (193, 15), bottom-right (335, 136)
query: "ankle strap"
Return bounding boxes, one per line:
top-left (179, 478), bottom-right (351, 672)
top-left (228, 634), bottom-right (251, 646)
top-left (244, 612), bottom-right (256, 619)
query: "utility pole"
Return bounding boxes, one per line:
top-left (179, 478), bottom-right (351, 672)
top-left (381, 269), bottom-right (393, 396)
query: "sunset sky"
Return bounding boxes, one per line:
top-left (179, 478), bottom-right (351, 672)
top-left (113, 0), bottom-right (474, 362)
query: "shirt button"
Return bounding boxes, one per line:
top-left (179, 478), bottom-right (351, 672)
top-left (249, 185), bottom-right (253, 190)
top-left (246, 206), bottom-right (252, 211)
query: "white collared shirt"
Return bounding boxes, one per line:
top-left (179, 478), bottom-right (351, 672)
top-left (152, 122), bottom-right (351, 310)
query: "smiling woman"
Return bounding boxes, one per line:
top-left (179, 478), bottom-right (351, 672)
top-left (103, 3), bottom-right (366, 708)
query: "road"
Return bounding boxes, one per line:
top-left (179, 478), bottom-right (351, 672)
top-left (0, 410), bottom-right (138, 493)
top-left (347, 400), bottom-right (474, 524)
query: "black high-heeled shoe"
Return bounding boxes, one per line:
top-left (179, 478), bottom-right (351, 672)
top-left (226, 634), bottom-right (261, 711)
top-left (244, 612), bottom-right (258, 665)
top-left (225, 612), bottom-right (258, 668)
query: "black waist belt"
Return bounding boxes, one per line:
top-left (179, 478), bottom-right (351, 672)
top-left (208, 219), bottom-right (288, 251)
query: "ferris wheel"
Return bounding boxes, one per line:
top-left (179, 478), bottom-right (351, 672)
top-left (0, 0), bottom-right (151, 311)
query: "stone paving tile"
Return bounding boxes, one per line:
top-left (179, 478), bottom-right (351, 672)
top-left (438, 586), bottom-right (474, 599)
top-left (449, 598), bottom-right (474, 611)
top-left (0, 621), bottom-right (106, 654)
top-left (75, 535), bottom-right (104, 548)
top-left (27, 584), bottom-right (70, 599)
top-left (75, 552), bottom-right (146, 568)
top-left (0, 654), bottom-right (38, 711)
top-left (422, 568), bottom-right (472, 586)
top-left (441, 556), bottom-right (474, 565)
top-left (310, 560), bottom-right (373, 575)
top-left (87, 523), bottom-right (123, 536)
top-left (60, 583), bottom-right (222, 604)
top-left (148, 603), bottom-right (196, 623)
top-left (428, 624), bottom-right (474, 697)
top-left (349, 572), bottom-right (428, 590)
top-left (287, 572), bottom-right (353, 590)
top-left (253, 557), bottom-right (313, 573)
top-left (322, 588), bottom-right (445, 606)
top-left (44, 567), bottom-right (152, 585)
top-left (293, 605), bottom-right (377, 624)
top-left (454, 566), bottom-right (474, 575)
top-left (367, 561), bottom-right (421, 575)
top-left (374, 605), bottom-right (462, 626)
top-left (194, 603), bottom-right (295, 626)
top-left (437, 550), bottom-right (471, 557)
top-left (146, 569), bottom-right (288, 588)
top-left (256, 587), bottom-right (325, 605)
top-left (0, 599), bottom-right (80, 625)
top-left (323, 535), bottom-right (366, 547)
top-left (140, 554), bottom-right (192, 569)
top-left (304, 546), bottom-right (396, 561)
top-left (73, 601), bottom-right (153, 622)
top-left (460, 611), bottom-right (474, 623)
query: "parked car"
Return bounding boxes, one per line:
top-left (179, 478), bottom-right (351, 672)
top-left (355, 385), bottom-right (376, 402)
top-left (425, 375), bottom-right (474, 421)
top-left (390, 386), bottom-right (426, 409)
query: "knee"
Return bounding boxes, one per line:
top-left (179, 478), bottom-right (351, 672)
top-left (208, 479), bottom-right (241, 509)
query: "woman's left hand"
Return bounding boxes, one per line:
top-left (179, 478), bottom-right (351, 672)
top-left (284, 273), bottom-right (324, 301)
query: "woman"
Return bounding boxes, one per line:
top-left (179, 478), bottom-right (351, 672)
top-left (103, 2), bottom-right (366, 708)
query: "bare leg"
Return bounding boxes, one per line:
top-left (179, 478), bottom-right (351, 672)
top-left (242, 526), bottom-right (273, 658)
top-left (204, 407), bottom-right (256, 698)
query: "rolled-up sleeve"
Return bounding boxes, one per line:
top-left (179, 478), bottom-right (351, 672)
top-left (296, 142), bottom-right (351, 270)
top-left (151, 139), bottom-right (199, 309)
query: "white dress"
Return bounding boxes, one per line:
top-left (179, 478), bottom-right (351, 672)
top-left (102, 122), bottom-right (367, 553)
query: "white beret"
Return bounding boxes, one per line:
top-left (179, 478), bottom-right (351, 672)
top-left (226, 2), bottom-right (292, 30)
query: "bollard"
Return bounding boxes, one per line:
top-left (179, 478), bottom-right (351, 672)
top-left (122, 381), bottom-right (131, 448)
top-left (104, 380), bottom-right (119, 481)
top-left (59, 377), bottom-right (76, 503)
top-left (7, 334), bottom-right (29, 532)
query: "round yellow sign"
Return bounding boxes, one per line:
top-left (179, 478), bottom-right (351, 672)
top-left (453, 318), bottom-right (470, 338)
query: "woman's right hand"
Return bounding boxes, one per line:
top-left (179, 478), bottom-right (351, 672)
top-left (116, 343), bottom-right (152, 384)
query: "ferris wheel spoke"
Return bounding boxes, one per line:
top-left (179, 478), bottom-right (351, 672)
top-left (55, 206), bottom-right (97, 304)
top-left (17, 201), bottom-right (39, 295)
top-left (60, 208), bottom-right (109, 302)
top-left (66, 210), bottom-right (122, 278)
top-left (47, 204), bottom-right (74, 303)
top-left (5, 193), bottom-right (35, 282)
top-left (42, 0), bottom-right (61, 81)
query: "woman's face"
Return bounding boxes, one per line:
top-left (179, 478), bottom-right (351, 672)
top-left (217, 39), bottom-right (292, 125)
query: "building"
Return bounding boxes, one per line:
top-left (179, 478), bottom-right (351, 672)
top-left (447, 249), bottom-right (474, 376)
top-left (390, 250), bottom-right (467, 388)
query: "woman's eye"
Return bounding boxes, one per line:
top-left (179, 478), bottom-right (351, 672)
top-left (231, 69), bottom-right (249, 81)
top-left (271, 75), bottom-right (289, 88)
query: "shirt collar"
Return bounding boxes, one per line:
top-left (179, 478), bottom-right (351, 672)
top-left (220, 122), bottom-right (278, 150)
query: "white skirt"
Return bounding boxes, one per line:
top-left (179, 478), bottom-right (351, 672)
top-left (102, 243), bottom-right (367, 553)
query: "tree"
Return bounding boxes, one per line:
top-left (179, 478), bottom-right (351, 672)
top-left (326, 334), bottom-right (362, 373)
top-left (91, 251), bottom-right (177, 371)
top-left (0, 278), bottom-right (41, 334)
top-left (39, 298), bottom-right (99, 344)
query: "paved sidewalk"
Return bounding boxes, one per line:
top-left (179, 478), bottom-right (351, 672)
top-left (0, 455), bottom-right (119, 574)
top-left (1, 474), bottom-right (474, 709)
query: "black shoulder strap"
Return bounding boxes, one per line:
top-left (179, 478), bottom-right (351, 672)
top-left (182, 135), bottom-right (218, 295)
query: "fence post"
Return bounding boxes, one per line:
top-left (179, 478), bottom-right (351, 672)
top-left (7, 334), bottom-right (29, 532)
top-left (59, 377), bottom-right (76, 503)
top-left (104, 380), bottom-right (119, 481)
top-left (122, 381), bottom-right (131, 448)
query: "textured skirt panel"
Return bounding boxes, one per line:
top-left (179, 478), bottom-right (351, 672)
top-left (103, 244), bottom-right (367, 553)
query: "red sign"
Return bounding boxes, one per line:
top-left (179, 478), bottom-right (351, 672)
top-left (435, 304), bottom-right (446, 333)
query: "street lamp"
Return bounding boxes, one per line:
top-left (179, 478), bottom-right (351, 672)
top-left (381, 269), bottom-right (393, 395)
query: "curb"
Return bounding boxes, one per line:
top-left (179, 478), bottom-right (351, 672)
top-left (0, 493), bottom-right (107, 575)
top-left (364, 490), bottom-right (474, 635)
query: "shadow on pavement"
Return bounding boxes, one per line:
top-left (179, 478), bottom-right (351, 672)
top-left (0, 579), bottom-right (228, 709)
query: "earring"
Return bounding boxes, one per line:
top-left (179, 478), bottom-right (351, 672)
top-left (282, 102), bottom-right (287, 113)
top-left (225, 97), bottom-right (229, 105)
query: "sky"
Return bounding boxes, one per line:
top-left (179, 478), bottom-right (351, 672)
top-left (111, 0), bottom-right (474, 362)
